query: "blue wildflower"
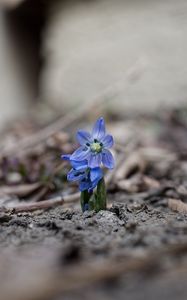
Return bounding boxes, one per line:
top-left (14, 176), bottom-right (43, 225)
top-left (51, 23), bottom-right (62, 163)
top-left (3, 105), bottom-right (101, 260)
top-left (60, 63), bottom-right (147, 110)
top-left (70, 117), bottom-right (115, 169)
top-left (62, 155), bottom-right (103, 192)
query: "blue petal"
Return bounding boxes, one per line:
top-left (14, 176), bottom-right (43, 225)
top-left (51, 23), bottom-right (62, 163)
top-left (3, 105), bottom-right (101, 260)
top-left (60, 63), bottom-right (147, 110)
top-left (70, 146), bottom-right (90, 161)
top-left (70, 159), bottom-right (88, 170)
top-left (76, 130), bottom-right (92, 145)
top-left (88, 153), bottom-right (102, 168)
top-left (91, 179), bottom-right (100, 190)
top-left (102, 149), bottom-right (115, 169)
top-left (101, 134), bottom-right (114, 149)
top-left (88, 187), bottom-right (94, 193)
top-left (92, 117), bottom-right (105, 140)
top-left (90, 167), bottom-right (103, 182)
top-left (61, 154), bottom-right (71, 161)
top-left (90, 174), bottom-right (103, 191)
top-left (67, 169), bottom-right (86, 182)
top-left (79, 180), bottom-right (91, 191)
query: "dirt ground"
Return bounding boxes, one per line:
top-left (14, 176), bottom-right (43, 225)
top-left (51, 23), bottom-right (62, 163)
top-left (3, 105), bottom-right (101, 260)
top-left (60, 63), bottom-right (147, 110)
top-left (1, 108), bottom-right (187, 300)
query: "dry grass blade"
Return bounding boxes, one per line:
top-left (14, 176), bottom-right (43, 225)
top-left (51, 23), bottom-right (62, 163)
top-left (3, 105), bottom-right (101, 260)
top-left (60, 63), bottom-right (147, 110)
top-left (0, 182), bottom-right (42, 197)
top-left (0, 192), bottom-right (80, 213)
top-left (0, 196), bottom-right (64, 213)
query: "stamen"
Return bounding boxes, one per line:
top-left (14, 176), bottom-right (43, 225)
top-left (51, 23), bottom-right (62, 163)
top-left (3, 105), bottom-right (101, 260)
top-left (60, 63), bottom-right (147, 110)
top-left (91, 142), bottom-right (102, 153)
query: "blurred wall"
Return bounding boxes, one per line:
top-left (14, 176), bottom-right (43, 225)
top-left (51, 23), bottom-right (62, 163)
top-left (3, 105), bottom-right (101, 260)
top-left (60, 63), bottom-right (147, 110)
top-left (0, 1), bottom-right (44, 129)
top-left (41, 0), bottom-right (187, 113)
top-left (0, 10), bottom-right (29, 128)
top-left (0, 0), bottom-right (187, 129)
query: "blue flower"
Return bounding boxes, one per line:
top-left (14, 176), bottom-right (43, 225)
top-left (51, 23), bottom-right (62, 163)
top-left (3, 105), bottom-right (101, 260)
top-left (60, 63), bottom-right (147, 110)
top-left (62, 155), bottom-right (103, 192)
top-left (70, 117), bottom-right (115, 169)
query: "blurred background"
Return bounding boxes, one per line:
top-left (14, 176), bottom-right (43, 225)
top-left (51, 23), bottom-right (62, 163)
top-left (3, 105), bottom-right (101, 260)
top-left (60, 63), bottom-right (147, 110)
top-left (1, 2), bottom-right (187, 300)
top-left (0, 0), bottom-right (187, 128)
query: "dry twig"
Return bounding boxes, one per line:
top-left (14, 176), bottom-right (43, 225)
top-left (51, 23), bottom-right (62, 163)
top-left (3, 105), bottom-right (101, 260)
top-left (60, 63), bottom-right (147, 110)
top-left (0, 182), bottom-right (41, 197)
top-left (0, 192), bottom-right (80, 213)
top-left (0, 196), bottom-right (64, 213)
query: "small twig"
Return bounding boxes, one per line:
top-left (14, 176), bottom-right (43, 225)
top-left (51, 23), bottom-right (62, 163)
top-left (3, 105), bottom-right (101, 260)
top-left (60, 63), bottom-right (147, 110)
top-left (29, 186), bottom-right (49, 203)
top-left (0, 192), bottom-right (80, 213)
top-left (0, 182), bottom-right (42, 197)
top-left (63, 192), bottom-right (80, 203)
top-left (0, 197), bottom-right (64, 213)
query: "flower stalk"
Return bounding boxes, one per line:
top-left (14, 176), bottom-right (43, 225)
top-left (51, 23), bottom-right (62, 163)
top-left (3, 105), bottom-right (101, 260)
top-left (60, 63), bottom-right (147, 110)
top-left (62, 117), bottom-right (115, 212)
top-left (81, 178), bottom-right (106, 212)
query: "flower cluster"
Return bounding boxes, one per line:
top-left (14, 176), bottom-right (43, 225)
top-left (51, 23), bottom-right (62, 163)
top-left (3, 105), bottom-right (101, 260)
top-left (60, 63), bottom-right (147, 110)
top-left (62, 117), bottom-right (114, 193)
top-left (63, 155), bottom-right (103, 192)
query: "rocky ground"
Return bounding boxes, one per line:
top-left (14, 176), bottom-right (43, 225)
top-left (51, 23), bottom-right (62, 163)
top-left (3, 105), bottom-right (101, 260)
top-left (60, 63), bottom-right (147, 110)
top-left (1, 108), bottom-right (187, 300)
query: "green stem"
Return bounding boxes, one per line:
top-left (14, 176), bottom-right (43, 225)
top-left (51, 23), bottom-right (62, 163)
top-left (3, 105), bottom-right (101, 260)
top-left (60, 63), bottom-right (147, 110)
top-left (80, 190), bottom-right (92, 212)
top-left (80, 178), bottom-right (107, 212)
top-left (95, 178), bottom-right (107, 212)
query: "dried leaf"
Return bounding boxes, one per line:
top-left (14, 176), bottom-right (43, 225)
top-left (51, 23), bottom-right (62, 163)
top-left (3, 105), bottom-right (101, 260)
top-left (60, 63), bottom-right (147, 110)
top-left (168, 198), bottom-right (187, 213)
top-left (115, 147), bottom-right (176, 181)
top-left (115, 151), bottom-right (146, 180)
top-left (117, 174), bottom-right (160, 193)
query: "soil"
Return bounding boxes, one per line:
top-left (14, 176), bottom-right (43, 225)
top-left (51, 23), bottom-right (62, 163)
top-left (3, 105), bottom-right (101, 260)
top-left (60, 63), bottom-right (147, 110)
top-left (1, 108), bottom-right (187, 300)
top-left (1, 197), bottom-right (187, 300)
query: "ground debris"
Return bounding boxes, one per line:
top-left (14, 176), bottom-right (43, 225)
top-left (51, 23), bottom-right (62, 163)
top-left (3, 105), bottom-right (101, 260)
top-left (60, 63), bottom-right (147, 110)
top-left (168, 198), bottom-right (187, 214)
top-left (0, 108), bottom-right (187, 299)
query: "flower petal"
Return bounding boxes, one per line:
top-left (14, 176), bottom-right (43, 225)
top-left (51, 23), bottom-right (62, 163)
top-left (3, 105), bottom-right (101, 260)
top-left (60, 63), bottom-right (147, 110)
top-left (101, 134), bottom-right (114, 148)
top-left (90, 167), bottom-right (103, 182)
top-left (92, 117), bottom-right (105, 140)
top-left (61, 154), bottom-right (71, 161)
top-left (67, 169), bottom-right (86, 182)
top-left (76, 130), bottom-right (92, 145)
top-left (79, 180), bottom-right (91, 191)
top-left (88, 153), bottom-right (102, 168)
top-left (71, 159), bottom-right (88, 170)
top-left (102, 149), bottom-right (115, 169)
top-left (91, 179), bottom-right (100, 190)
top-left (70, 146), bottom-right (90, 161)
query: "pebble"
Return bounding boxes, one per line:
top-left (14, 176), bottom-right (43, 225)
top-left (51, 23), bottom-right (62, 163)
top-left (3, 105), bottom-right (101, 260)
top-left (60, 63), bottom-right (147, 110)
top-left (6, 172), bottom-right (22, 184)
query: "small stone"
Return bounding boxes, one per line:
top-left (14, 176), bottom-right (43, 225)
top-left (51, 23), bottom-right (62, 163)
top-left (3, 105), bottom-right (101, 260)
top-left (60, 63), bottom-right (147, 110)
top-left (28, 223), bottom-right (34, 229)
top-left (125, 221), bottom-right (137, 232)
top-left (141, 216), bottom-right (147, 222)
top-left (127, 202), bottom-right (146, 213)
top-left (6, 172), bottom-right (22, 184)
top-left (0, 213), bottom-right (12, 223)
